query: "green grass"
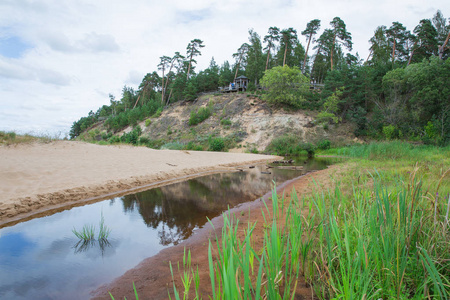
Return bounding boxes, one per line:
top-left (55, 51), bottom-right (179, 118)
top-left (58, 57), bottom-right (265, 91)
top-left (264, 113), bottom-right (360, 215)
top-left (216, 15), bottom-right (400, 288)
top-left (73, 213), bottom-right (111, 242)
top-left (113, 141), bottom-right (450, 299)
top-left (72, 224), bottom-right (95, 241)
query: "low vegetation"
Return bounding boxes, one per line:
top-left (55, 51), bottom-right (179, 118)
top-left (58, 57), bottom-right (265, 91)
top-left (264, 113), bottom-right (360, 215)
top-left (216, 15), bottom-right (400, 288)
top-left (0, 131), bottom-right (62, 145)
top-left (111, 142), bottom-right (449, 299)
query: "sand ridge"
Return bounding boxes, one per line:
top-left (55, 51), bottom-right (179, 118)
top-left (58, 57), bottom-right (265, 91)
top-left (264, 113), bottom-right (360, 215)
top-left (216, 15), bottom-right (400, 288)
top-left (0, 141), bottom-right (280, 226)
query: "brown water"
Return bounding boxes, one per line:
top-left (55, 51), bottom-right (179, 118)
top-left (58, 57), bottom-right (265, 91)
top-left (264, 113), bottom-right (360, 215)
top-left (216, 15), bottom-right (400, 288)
top-left (0, 157), bottom-right (338, 299)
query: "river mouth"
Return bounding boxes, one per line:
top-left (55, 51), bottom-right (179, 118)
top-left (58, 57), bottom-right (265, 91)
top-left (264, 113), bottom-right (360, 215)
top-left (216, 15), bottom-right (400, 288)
top-left (0, 157), bottom-right (339, 299)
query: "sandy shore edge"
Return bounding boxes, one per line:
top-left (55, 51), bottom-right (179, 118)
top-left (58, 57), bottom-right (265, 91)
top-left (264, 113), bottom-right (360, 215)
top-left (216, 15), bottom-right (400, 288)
top-left (0, 141), bottom-right (280, 227)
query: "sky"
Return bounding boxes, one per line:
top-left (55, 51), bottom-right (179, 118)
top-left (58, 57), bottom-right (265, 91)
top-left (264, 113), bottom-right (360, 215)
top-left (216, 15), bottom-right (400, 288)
top-left (0, 0), bottom-right (448, 136)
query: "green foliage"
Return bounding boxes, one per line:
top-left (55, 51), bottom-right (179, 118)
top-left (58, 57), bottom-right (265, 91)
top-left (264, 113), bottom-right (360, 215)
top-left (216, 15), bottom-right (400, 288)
top-left (104, 99), bottom-right (163, 133)
top-left (265, 134), bottom-right (315, 157)
top-left (184, 79), bottom-right (198, 101)
top-left (316, 88), bottom-right (343, 124)
top-left (120, 125), bottom-right (142, 145)
top-left (260, 65), bottom-right (309, 108)
top-left (145, 119), bottom-right (151, 127)
top-left (208, 137), bottom-right (225, 152)
top-left (189, 105), bottom-right (212, 126)
top-left (316, 139), bottom-right (331, 150)
top-left (220, 118), bottom-right (232, 126)
top-left (142, 138), bottom-right (166, 149)
top-left (382, 124), bottom-right (397, 140)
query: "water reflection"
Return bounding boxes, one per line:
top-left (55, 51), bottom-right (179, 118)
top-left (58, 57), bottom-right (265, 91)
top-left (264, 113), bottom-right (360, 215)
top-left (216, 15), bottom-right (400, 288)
top-left (0, 157), bottom-right (339, 299)
top-left (119, 166), bottom-right (305, 245)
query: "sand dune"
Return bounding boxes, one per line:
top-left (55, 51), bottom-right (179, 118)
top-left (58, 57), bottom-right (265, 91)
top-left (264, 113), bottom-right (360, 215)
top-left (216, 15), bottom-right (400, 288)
top-left (0, 141), bottom-right (279, 226)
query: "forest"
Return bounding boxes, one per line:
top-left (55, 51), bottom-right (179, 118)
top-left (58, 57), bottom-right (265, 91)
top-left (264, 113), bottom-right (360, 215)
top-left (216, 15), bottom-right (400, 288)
top-left (70, 10), bottom-right (450, 146)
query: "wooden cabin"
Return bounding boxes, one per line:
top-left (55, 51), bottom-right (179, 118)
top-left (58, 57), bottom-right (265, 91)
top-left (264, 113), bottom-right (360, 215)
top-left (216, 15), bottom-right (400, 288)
top-left (219, 75), bottom-right (249, 93)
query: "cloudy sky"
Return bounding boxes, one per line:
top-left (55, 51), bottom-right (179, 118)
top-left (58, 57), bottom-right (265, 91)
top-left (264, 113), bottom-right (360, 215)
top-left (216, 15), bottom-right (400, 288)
top-left (0, 0), bottom-right (448, 136)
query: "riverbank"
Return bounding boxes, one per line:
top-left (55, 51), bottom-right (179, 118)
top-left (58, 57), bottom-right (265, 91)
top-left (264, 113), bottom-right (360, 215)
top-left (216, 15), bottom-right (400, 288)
top-left (0, 141), bottom-right (280, 227)
top-left (91, 163), bottom-right (342, 299)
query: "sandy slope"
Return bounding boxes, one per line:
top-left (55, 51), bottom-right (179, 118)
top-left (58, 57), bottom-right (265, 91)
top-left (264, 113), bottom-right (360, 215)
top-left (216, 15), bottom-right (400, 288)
top-left (0, 141), bottom-right (279, 226)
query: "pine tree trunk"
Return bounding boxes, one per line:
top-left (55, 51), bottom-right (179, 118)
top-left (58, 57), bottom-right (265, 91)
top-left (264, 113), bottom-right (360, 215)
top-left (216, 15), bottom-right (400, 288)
top-left (302, 34), bottom-right (312, 74)
top-left (439, 31), bottom-right (450, 60)
top-left (330, 34), bottom-right (336, 71)
top-left (392, 39), bottom-right (396, 64)
top-left (265, 47), bottom-right (271, 71)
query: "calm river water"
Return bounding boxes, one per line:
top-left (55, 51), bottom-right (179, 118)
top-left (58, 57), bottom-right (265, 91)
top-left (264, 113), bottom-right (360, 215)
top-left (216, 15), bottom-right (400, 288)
top-left (0, 157), bottom-right (337, 299)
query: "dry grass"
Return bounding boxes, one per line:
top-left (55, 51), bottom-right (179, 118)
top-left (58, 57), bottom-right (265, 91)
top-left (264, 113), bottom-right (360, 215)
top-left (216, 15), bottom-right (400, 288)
top-left (0, 131), bottom-right (62, 146)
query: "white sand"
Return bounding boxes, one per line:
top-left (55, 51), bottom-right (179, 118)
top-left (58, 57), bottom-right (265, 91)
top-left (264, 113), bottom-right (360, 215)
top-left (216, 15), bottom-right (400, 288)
top-left (0, 141), bottom-right (279, 225)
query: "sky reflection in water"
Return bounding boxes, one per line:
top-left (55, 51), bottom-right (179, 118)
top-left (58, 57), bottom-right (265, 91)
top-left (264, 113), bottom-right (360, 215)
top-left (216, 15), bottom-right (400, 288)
top-left (0, 157), bottom-right (336, 299)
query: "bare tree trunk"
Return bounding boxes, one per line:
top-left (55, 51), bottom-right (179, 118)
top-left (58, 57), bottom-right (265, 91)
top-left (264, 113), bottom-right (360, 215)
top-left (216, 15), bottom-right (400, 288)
top-left (330, 34), bottom-right (336, 71)
top-left (439, 31), bottom-right (450, 60)
top-left (407, 40), bottom-right (419, 66)
top-left (186, 53), bottom-right (194, 80)
top-left (302, 34), bottom-right (312, 74)
top-left (234, 57), bottom-right (242, 81)
top-left (163, 62), bottom-right (174, 98)
top-left (265, 47), bottom-right (271, 71)
top-left (161, 70), bottom-right (165, 104)
top-left (283, 43), bottom-right (288, 66)
top-left (166, 88), bottom-right (173, 106)
top-left (392, 39), bottom-right (396, 64)
top-left (365, 49), bottom-right (372, 64)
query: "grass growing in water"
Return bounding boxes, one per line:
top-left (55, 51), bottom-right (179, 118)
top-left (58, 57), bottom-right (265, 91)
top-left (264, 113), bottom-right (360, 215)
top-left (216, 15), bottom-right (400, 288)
top-left (73, 213), bottom-right (111, 242)
top-left (72, 224), bottom-right (95, 241)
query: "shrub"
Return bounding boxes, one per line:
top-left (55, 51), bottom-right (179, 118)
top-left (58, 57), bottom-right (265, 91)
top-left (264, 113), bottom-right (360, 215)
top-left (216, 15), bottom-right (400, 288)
top-left (139, 136), bottom-right (150, 145)
top-left (382, 124), bottom-right (397, 140)
top-left (153, 107), bottom-right (163, 118)
top-left (108, 135), bottom-right (121, 144)
top-left (189, 106), bottom-right (212, 126)
top-left (220, 119), bottom-right (232, 126)
top-left (317, 139), bottom-right (331, 150)
top-left (265, 134), bottom-right (315, 157)
top-left (145, 119), bottom-right (152, 127)
top-left (209, 137), bottom-right (225, 152)
top-left (184, 141), bottom-right (204, 151)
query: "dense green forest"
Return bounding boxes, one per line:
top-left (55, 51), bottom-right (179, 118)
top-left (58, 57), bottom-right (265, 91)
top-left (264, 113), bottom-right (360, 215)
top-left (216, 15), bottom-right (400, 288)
top-left (70, 10), bottom-right (450, 146)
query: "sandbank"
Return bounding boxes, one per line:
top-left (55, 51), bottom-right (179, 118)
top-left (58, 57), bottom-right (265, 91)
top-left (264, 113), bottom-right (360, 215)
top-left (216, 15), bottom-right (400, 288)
top-left (0, 141), bottom-right (279, 226)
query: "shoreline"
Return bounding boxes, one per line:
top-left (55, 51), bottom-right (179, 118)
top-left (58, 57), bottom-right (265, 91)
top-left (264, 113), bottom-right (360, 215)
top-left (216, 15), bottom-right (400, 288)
top-left (0, 141), bottom-right (280, 227)
top-left (91, 164), bottom-right (340, 299)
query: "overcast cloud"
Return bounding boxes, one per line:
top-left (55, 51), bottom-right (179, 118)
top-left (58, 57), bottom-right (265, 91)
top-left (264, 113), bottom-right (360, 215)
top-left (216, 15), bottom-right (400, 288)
top-left (0, 0), bottom-right (448, 136)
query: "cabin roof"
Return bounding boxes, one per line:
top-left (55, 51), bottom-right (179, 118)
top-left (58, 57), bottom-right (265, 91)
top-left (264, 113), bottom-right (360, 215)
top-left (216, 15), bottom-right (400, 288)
top-left (235, 75), bottom-right (248, 80)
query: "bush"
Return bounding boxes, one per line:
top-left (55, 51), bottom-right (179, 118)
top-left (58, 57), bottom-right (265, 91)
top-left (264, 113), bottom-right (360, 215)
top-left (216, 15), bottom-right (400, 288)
top-left (189, 106), bottom-right (212, 126)
top-left (265, 134), bottom-right (315, 157)
top-left (382, 125), bottom-right (397, 140)
top-left (209, 137), bottom-right (225, 152)
top-left (139, 136), bottom-right (150, 145)
top-left (108, 135), bottom-right (121, 144)
top-left (145, 119), bottom-right (152, 127)
top-left (220, 119), bottom-right (232, 126)
top-left (317, 139), bottom-right (331, 150)
top-left (184, 141), bottom-right (204, 151)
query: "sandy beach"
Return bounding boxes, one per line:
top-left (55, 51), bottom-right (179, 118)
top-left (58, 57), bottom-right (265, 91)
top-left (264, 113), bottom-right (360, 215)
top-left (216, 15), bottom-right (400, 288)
top-left (0, 141), bottom-right (279, 226)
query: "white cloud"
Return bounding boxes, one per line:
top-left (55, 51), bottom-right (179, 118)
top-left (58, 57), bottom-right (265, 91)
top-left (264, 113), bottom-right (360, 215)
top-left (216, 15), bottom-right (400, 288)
top-left (0, 0), bottom-right (448, 135)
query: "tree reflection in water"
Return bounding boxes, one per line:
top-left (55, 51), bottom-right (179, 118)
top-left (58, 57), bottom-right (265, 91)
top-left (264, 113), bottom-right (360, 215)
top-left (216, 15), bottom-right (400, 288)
top-left (119, 166), bottom-right (303, 246)
top-left (119, 158), bottom-right (338, 246)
